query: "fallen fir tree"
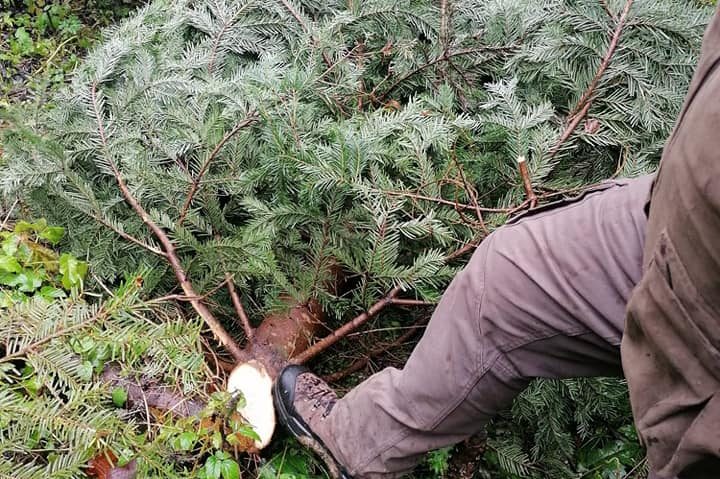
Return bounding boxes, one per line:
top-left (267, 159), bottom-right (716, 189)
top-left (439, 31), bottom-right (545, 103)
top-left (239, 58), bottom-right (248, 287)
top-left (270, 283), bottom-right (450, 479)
top-left (0, 0), bottom-right (713, 476)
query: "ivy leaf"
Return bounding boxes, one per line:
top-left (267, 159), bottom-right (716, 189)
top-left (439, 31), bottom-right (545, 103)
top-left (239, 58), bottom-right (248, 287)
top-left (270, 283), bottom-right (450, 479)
top-left (71, 336), bottom-right (96, 354)
top-left (14, 270), bottom-right (43, 292)
top-left (0, 255), bottom-right (22, 273)
top-left (203, 454), bottom-right (222, 479)
top-left (220, 458), bottom-right (240, 479)
top-left (0, 272), bottom-right (18, 286)
top-left (39, 226), bottom-right (64, 244)
top-left (234, 393), bottom-right (246, 410)
top-left (77, 361), bottom-right (94, 382)
top-left (172, 431), bottom-right (198, 451)
top-left (22, 375), bottom-right (43, 396)
top-left (38, 285), bottom-right (66, 301)
top-left (212, 430), bottom-right (223, 449)
top-left (232, 424), bottom-right (260, 442)
top-left (2, 235), bottom-right (19, 256)
top-left (13, 220), bottom-right (37, 233)
top-left (111, 387), bottom-right (128, 408)
top-left (15, 242), bottom-right (32, 263)
top-left (59, 253), bottom-right (88, 290)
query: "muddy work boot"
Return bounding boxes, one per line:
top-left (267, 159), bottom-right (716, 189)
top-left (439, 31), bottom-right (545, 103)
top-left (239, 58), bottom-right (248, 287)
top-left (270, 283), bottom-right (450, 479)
top-left (274, 365), bottom-right (352, 479)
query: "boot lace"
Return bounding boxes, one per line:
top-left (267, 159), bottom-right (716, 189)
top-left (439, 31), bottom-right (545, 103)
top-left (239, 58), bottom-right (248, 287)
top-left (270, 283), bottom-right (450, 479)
top-left (300, 374), bottom-right (337, 419)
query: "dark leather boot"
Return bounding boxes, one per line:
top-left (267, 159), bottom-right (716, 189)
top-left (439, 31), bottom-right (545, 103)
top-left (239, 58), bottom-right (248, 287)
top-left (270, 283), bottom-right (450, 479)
top-left (273, 365), bottom-right (352, 479)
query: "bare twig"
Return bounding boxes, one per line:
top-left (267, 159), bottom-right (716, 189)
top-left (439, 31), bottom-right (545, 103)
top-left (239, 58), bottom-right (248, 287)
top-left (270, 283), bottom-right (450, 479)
top-left (517, 156), bottom-right (538, 207)
top-left (599, 0), bottom-right (617, 21)
top-left (389, 298), bottom-right (436, 307)
top-left (316, 44), bottom-right (363, 82)
top-left (225, 273), bottom-right (254, 341)
top-left (386, 190), bottom-right (513, 213)
top-left (177, 113), bottom-right (258, 226)
top-left (548, 101), bottom-right (592, 159)
top-left (297, 435), bottom-right (344, 479)
top-left (452, 154), bottom-right (489, 234)
top-left (323, 317), bottom-right (429, 382)
top-left (90, 82), bottom-right (245, 361)
top-left (548, 0), bottom-right (633, 158)
top-left (444, 238), bottom-right (479, 262)
top-left (0, 198), bottom-right (18, 230)
top-left (280, 0), bottom-right (308, 32)
top-left (438, 0), bottom-right (452, 78)
top-left (439, 0), bottom-right (451, 50)
top-left (36, 35), bottom-right (77, 77)
top-left (146, 277), bottom-right (231, 305)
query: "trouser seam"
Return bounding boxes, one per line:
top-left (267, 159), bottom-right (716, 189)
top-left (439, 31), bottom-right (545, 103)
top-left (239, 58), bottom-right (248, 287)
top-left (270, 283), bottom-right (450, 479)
top-left (499, 327), bottom-right (592, 354)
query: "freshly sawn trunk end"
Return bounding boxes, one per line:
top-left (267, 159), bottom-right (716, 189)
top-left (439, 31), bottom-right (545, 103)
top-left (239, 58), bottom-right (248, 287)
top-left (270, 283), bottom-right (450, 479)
top-left (227, 360), bottom-right (276, 449)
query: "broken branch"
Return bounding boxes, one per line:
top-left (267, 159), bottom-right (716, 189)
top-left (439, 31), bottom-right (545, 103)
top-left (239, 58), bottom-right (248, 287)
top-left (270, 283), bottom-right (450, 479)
top-left (517, 156), bottom-right (538, 208)
top-left (290, 285), bottom-right (403, 364)
top-left (452, 154), bottom-right (489, 234)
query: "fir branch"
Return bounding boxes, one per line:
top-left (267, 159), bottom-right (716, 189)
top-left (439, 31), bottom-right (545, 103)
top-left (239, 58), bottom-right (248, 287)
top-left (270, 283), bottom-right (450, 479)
top-left (375, 45), bottom-right (518, 101)
top-left (548, 0), bottom-right (635, 159)
top-left (89, 82), bottom-right (246, 362)
top-left (177, 112), bottom-right (258, 226)
top-left (279, 0), bottom-right (308, 33)
top-left (0, 308), bottom-right (106, 364)
top-left (278, 0), bottom-right (333, 68)
top-left (90, 212), bottom-right (166, 257)
top-left (208, 3), bottom-right (250, 74)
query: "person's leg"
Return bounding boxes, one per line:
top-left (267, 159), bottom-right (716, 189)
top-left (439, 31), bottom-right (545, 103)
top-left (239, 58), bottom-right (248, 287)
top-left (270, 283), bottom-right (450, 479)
top-left (621, 9), bottom-right (720, 479)
top-left (310, 175), bottom-right (654, 478)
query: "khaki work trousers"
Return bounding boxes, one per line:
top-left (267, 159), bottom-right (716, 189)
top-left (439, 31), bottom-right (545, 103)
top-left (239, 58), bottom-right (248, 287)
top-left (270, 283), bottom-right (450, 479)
top-left (324, 174), bottom-right (656, 478)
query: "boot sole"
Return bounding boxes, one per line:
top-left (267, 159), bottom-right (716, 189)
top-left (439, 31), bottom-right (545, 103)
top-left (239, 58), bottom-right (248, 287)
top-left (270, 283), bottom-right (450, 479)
top-left (273, 377), bottom-right (315, 440)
